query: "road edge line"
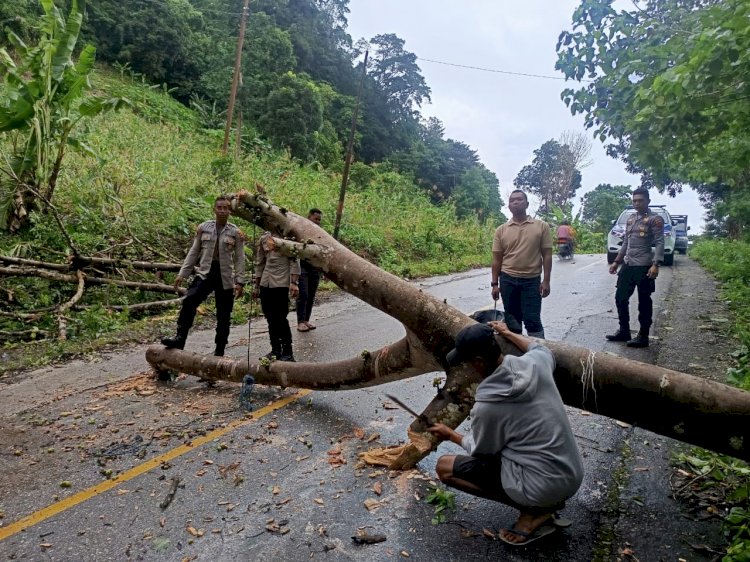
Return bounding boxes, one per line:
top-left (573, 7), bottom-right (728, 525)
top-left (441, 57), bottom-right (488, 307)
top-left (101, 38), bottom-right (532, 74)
top-left (0, 389), bottom-right (311, 542)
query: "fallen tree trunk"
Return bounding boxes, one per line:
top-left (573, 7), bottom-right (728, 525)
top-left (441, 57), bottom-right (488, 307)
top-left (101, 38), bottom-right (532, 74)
top-left (145, 190), bottom-right (750, 463)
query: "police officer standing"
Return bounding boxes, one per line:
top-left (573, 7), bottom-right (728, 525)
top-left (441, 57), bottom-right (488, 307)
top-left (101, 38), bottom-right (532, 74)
top-left (606, 187), bottom-right (664, 348)
top-left (161, 196), bottom-right (246, 356)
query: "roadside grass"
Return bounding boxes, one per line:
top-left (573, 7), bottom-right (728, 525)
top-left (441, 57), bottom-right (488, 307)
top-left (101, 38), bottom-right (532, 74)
top-left (672, 449), bottom-right (750, 561)
top-left (691, 239), bottom-right (750, 390)
top-left (0, 68), bottom-right (496, 372)
top-left (678, 238), bottom-right (750, 560)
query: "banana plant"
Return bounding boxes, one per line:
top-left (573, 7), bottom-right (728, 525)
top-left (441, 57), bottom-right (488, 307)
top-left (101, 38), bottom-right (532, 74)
top-left (0, 0), bottom-right (127, 232)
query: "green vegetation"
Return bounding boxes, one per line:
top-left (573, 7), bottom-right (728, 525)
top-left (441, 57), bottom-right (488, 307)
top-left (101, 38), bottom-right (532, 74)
top-left (580, 184), bottom-right (632, 234)
top-left (0, 0), bottom-right (504, 370)
top-left (0, 0), bottom-right (126, 231)
top-left (425, 484), bottom-right (456, 525)
top-left (691, 239), bottom-right (750, 390)
top-left (0, 68), bottom-right (497, 368)
top-left (558, 0), bottom-right (750, 237)
top-left (673, 449), bottom-right (750, 561)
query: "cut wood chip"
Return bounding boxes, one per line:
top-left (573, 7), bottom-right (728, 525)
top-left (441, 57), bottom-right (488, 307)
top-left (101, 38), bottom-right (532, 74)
top-left (354, 428), bottom-right (365, 439)
top-left (314, 498), bottom-right (325, 505)
top-left (615, 420), bottom-right (632, 428)
top-left (482, 528), bottom-right (496, 539)
top-left (327, 445), bottom-right (346, 467)
top-left (372, 482), bottom-right (382, 496)
top-left (363, 498), bottom-right (382, 511)
top-left (186, 526), bottom-right (204, 537)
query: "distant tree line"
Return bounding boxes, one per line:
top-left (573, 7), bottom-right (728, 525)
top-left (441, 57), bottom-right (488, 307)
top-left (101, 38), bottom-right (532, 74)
top-left (1, 0), bottom-right (503, 223)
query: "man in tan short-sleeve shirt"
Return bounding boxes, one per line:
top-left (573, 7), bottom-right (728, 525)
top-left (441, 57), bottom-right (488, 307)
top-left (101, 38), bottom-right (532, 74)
top-left (490, 190), bottom-right (553, 338)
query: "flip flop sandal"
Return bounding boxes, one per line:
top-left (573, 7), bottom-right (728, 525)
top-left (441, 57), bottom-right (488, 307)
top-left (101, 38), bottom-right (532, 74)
top-left (297, 324), bottom-right (310, 332)
top-left (306, 322), bottom-right (317, 330)
top-left (552, 515), bottom-right (572, 528)
top-left (498, 524), bottom-right (557, 546)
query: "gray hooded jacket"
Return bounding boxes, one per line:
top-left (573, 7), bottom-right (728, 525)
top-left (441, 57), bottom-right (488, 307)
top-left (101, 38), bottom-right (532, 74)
top-left (461, 342), bottom-right (584, 508)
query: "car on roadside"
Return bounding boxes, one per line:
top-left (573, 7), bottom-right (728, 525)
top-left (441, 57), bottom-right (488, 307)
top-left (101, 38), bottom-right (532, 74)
top-left (606, 205), bottom-right (676, 266)
top-left (672, 214), bottom-right (689, 254)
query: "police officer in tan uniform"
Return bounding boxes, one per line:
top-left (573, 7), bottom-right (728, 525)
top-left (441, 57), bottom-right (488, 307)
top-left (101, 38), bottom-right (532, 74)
top-left (606, 187), bottom-right (664, 348)
top-left (162, 196), bottom-right (246, 355)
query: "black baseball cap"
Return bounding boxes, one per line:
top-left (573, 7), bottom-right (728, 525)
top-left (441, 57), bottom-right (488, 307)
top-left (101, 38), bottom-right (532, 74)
top-left (446, 323), bottom-right (501, 367)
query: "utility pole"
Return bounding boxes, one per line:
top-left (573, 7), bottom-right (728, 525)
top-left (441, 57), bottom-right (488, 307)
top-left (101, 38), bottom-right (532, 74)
top-left (222, 0), bottom-right (251, 155)
top-left (333, 50), bottom-right (368, 241)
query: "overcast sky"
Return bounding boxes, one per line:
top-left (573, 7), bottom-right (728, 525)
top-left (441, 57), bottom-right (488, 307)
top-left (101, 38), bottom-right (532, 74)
top-left (346, 0), bottom-right (705, 232)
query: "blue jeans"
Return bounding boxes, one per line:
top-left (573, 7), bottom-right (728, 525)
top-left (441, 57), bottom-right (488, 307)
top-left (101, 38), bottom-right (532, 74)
top-left (499, 272), bottom-right (544, 337)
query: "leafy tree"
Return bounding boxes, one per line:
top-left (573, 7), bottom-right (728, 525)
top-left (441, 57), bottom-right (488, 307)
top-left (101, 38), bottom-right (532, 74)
top-left (452, 164), bottom-right (504, 223)
top-left (556, 0), bottom-right (750, 224)
top-left (580, 183), bottom-right (632, 232)
top-left (513, 140), bottom-right (582, 219)
top-left (84, 0), bottom-right (208, 100)
top-left (0, 0), bottom-right (126, 232)
top-left (0, 0), bottom-right (40, 45)
top-left (257, 72), bottom-right (325, 162)
top-left (367, 33), bottom-right (431, 121)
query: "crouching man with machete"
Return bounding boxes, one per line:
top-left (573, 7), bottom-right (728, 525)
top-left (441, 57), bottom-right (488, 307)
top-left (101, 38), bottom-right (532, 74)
top-left (427, 320), bottom-right (584, 546)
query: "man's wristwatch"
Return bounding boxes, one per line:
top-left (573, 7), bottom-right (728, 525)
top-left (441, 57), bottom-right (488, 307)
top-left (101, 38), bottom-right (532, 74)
top-left (490, 282), bottom-right (498, 287)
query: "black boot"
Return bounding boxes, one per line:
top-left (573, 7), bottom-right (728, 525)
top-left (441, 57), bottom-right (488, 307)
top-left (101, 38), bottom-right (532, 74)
top-left (627, 332), bottom-right (649, 348)
top-left (605, 329), bottom-right (631, 342)
top-left (279, 344), bottom-right (295, 362)
top-left (161, 331), bottom-right (186, 349)
top-left (213, 344), bottom-right (226, 356)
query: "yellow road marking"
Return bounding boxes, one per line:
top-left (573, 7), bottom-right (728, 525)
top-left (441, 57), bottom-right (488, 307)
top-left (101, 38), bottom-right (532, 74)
top-left (0, 389), bottom-right (311, 542)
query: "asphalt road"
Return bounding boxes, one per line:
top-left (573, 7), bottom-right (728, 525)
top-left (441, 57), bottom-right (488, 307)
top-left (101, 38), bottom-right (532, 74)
top-left (0, 254), bottom-right (725, 561)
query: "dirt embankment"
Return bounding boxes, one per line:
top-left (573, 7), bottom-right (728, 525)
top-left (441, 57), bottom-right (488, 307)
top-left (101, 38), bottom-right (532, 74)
top-left (655, 257), bottom-right (738, 382)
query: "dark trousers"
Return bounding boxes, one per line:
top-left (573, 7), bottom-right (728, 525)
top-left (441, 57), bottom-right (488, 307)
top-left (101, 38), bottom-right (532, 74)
top-left (615, 264), bottom-right (655, 333)
top-left (296, 266), bottom-right (320, 323)
top-left (260, 286), bottom-right (292, 355)
top-left (177, 264), bottom-right (234, 347)
top-left (499, 272), bottom-right (544, 336)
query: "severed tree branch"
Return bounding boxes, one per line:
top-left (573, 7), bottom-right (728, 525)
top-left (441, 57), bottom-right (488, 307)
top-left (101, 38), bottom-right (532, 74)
top-left (58, 270), bottom-right (86, 340)
top-left (0, 265), bottom-right (187, 294)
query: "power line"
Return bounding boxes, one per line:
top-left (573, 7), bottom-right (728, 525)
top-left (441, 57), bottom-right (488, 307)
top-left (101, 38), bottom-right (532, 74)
top-left (417, 56), bottom-right (593, 82)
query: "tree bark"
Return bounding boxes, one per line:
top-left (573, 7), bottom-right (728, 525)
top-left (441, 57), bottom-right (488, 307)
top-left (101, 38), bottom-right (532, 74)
top-left (0, 255), bottom-right (181, 272)
top-left (144, 190), bottom-right (750, 463)
top-left (0, 265), bottom-right (186, 294)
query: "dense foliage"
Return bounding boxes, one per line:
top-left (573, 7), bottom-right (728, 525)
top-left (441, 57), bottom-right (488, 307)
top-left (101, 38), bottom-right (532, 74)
top-left (0, 70), bottom-right (499, 357)
top-left (69, 0), bottom-right (502, 220)
top-left (580, 184), bottom-right (632, 233)
top-left (0, 0), bottom-right (126, 231)
top-left (556, 0), bottom-right (750, 237)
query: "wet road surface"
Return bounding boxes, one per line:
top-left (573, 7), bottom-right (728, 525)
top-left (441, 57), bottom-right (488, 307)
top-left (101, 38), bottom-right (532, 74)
top-left (0, 254), bottom-right (723, 560)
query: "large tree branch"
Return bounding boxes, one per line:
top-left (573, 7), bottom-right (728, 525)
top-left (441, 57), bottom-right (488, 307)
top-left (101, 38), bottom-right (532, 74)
top-left (146, 333), bottom-right (442, 389)
top-left (0, 265), bottom-right (186, 294)
top-left (143, 190), bottom-right (750, 465)
top-left (58, 270), bottom-right (85, 340)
